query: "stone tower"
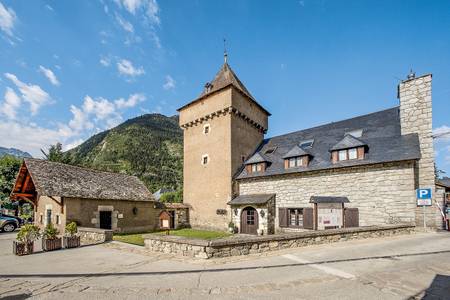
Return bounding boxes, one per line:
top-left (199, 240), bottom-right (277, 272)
top-left (178, 61), bottom-right (270, 230)
top-left (398, 73), bottom-right (438, 227)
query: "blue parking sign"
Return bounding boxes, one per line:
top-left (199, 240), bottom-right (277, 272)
top-left (416, 188), bottom-right (432, 206)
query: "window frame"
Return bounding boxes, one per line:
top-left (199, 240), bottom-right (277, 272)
top-left (287, 156), bottom-right (305, 168)
top-left (201, 154), bottom-right (209, 165)
top-left (203, 124), bottom-right (211, 135)
top-left (337, 148), bottom-right (360, 161)
top-left (288, 208), bottom-right (304, 228)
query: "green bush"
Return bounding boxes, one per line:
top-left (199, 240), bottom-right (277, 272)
top-left (65, 222), bottom-right (78, 237)
top-left (16, 224), bottom-right (40, 243)
top-left (160, 190), bottom-right (183, 203)
top-left (42, 223), bottom-right (59, 240)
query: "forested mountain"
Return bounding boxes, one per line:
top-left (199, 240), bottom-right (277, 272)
top-left (0, 147), bottom-right (32, 158)
top-left (65, 114), bottom-right (183, 193)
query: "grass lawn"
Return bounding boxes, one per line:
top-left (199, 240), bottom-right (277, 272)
top-left (113, 228), bottom-right (230, 246)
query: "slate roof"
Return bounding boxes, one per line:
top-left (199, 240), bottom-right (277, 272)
top-left (330, 134), bottom-right (367, 151)
top-left (177, 63), bottom-right (271, 116)
top-left (282, 145), bottom-right (311, 159)
top-left (245, 152), bottom-right (270, 165)
top-left (310, 196), bottom-right (350, 203)
top-left (437, 177), bottom-right (450, 188)
top-left (228, 194), bottom-right (275, 205)
top-left (22, 158), bottom-right (154, 201)
top-left (236, 107), bottom-right (421, 180)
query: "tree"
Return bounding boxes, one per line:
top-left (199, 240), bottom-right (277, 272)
top-left (41, 143), bottom-right (70, 163)
top-left (0, 155), bottom-right (21, 207)
top-left (160, 190), bottom-right (183, 203)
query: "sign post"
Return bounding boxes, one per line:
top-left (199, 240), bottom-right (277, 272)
top-left (416, 188), bottom-right (432, 229)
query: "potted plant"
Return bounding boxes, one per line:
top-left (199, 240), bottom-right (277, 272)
top-left (13, 224), bottom-right (40, 256)
top-left (228, 221), bottom-right (236, 234)
top-left (63, 222), bottom-right (80, 248)
top-left (42, 223), bottom-right (62, 251)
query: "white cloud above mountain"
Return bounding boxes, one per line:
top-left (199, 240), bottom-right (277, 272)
top-left (38, 65), bottom-right (60, 86)
top-left (115, 93), bottom-right (146, 109)
top-left (4, 73), bottom-right (52, 115)
top-left (115, 0), bottom-right (160, 24)
top-left (115, 13), bottom-right (134, 33)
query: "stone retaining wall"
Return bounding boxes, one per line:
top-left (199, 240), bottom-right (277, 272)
top-left (78, 227), bottom-right (113, 246)
top-left (144, 224), bottom-right (415, 259)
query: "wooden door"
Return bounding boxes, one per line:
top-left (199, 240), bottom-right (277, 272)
top-left (344, 208), bottom-right (359, 228)
top-left (240, 207), bottom-right (258, 235)
top-left (99, 211), bottom-right (112, 229)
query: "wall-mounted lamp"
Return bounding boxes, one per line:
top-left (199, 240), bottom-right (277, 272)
top-left (260, 210), bottom-right (265, 218)
top-left (234, 208), bottom-right (238, 216)
top-left (132, 207), bottom-right (138, 215)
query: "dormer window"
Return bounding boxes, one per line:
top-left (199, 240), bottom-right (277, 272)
top-left (247, 163), bottom-right (266, 173)
top-left (333, 147), bottom-right (364, 162)
top-left (330, 134), bottom-right (367, 163)
top-left (288, 156), bottom-right (306, 168)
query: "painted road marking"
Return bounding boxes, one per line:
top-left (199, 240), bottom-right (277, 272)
top-left (282, 254), bottom-right (356, 279)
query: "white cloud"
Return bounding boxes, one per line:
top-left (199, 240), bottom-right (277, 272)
top-left (433, 125), bottom-right (450, 141)
top-left (0, 87), bottom-right (21, 119)
top-left (117, 59), bottom-right (145, 77)
top-left (115, 0), bottom-right (160, 25)
top-left (115, 93), bottom-right (146, 109)
top-left (115, 14), bottom-right (134, 33)
top-left (45, 4), bottom-right (54, 11)
top-left (163, 75), bottom-right (176, 90)
top-left (38, 65), bottom-right (60, 86)
top-left (69, 105), bottom-right (93, 132)
top-left (0, 121), bottom-right (78, 157)
top-left (100, 56), bottom-right (111, 67)
top-left (4, 73), bottom-right (52, 115)
top-left (0, 2), bottom-right (16, 37)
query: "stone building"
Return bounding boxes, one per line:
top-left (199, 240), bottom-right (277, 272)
top-left (179, 59), bottom-right (442, 234)
top-left (10, 158), bottom-right (159, 234)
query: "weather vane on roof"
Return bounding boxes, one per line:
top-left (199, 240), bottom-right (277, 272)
top-left (223, 38), bottom-right (228, 63)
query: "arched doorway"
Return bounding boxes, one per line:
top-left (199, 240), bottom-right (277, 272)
top-left (240, 207), bottom-right (258, 235)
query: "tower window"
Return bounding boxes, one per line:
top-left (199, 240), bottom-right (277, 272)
top-left (201, 154), bottom-right (209, 165)
top-left (203, 124), bottom-right (210, 135)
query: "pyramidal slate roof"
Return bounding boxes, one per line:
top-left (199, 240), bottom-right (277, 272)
top-left (330, 134), bottom-right (367, 151)
top-left (177, 63), bottom-right (270, 115)
top-left (245, 152), bottom-right (270, 165)
top-left (282, 145), bottom-right (312, 159)
top-left (23, 158), bottom-right (154, 201)
top-left (236, 107), bottom-right (421, 180)
top-left (437, 177), bottom-right (450, 188)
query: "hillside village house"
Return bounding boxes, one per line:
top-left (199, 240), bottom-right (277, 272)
top-left (10, 158), bottom-right (160, 233)
top-left (178, 58), bottom-right (444, 235)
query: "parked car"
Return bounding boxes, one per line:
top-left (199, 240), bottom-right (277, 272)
top-left (3, 215), bottom-right (24, 227)
top-left (0, 215), bottom-right (19, 232)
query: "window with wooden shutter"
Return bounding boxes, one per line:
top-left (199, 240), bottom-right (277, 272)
top-left (303, 207), bottom-right (314, 229)
top-left (278, 208), bottom-right (288, 227)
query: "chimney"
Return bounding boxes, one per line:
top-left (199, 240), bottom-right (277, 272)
top-left (398, 72), bottom-right (436, 227)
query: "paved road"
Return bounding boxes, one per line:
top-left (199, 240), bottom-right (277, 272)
top-left (0, 231), bottom-right (449, 299)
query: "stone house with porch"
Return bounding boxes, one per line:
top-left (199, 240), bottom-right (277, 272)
top-left (179, 58), bottom-right (442, 235)
top-left (10, 158), bottom-right (160, 234)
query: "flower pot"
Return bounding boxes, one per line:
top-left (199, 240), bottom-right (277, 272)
top-left (42, 237), bottom-right (62, 251)
top-left (13, 241), bottom-right (34, 256)
top-left (63, 236), bottom-right (80, 248)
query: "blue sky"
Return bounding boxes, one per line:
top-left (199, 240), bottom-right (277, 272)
top-left (0, 0), bottom-right (449, 174)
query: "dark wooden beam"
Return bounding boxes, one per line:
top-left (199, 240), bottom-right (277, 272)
top-left (12, 193), bottom-right (34, 198)
top-left (21, 173), bottom-right (31, 193)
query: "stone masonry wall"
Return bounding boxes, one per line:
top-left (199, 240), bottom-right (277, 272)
top-left (238, 162), bottom-right (416, 231)
top-left (398, 74), bottom-right (439, 228)
top-left (144, 225), bottom-right (415, 259)
top-left (78, 227), bottom-right (113, 246)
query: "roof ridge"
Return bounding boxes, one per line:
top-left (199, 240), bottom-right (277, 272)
top-left (268, 106), bottom-right (399, 140)
top-left (24, 158), bottom-right (140, 180)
